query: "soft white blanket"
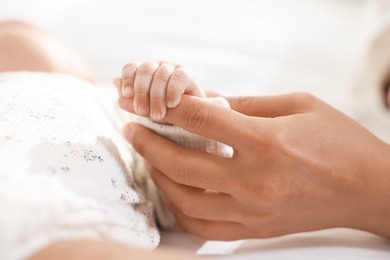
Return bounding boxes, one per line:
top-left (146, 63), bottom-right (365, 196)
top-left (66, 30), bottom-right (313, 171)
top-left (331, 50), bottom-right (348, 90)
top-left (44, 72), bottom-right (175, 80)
top-left (0, 72), bottom-right (159, 260)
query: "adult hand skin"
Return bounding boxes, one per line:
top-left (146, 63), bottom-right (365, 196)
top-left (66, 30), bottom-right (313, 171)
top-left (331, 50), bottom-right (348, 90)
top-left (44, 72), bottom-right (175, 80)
top-left (119, 93), bottom-right (390, 240)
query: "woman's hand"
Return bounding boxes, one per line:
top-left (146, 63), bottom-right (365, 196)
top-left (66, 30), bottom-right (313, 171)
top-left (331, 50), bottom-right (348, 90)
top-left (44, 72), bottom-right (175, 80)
top-left (121, 93), bottom-right (390, 240)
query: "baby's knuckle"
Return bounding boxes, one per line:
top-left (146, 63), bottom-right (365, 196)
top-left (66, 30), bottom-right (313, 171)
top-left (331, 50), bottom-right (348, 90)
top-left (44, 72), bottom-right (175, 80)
top-left (167, 81), bottom-right (181, 93)
top-left (137, 62), bottom-right (156, 76)
top-left (122, 63), bottom-right (137, 75)
top-left (123, 78), bottom-right (133, 86)
top-left (153, 67), bottom-right (170, 82)
top-left (135, 88), bottom-right (149, 97)
top-left (171, 69), bottom-right (188, 82)
top-left (150, 96), bottom-right (164, 103)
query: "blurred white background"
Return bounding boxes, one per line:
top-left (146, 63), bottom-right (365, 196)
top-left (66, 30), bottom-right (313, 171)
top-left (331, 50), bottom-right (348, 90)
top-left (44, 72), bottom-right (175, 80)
top-left (1, 0), bottom-right (389, 108)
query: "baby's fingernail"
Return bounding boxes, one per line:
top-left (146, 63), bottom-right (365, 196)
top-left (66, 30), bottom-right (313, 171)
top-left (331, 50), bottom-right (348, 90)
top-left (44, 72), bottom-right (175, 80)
top-left (136, 104), bottom-right (148, 115)
top-left (151, 110), bottom-right (163, 121)
top-left (123, 86), bottom-right (133, 97)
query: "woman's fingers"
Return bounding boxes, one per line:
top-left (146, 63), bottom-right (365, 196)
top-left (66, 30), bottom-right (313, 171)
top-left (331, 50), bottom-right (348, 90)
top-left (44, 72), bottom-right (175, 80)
top-left (123, 123), bottom-right (232, 192)
top-left (163, 95), bottom-right (270, 148)
top-left (149, 166), bottom-right (240, 222)
top-left (226, 92), bottom-right (318, 117)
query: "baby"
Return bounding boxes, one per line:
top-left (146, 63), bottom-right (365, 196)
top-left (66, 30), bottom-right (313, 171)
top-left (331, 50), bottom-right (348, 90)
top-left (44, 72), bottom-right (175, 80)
top-left (0, 20), bottom-right (231, 259)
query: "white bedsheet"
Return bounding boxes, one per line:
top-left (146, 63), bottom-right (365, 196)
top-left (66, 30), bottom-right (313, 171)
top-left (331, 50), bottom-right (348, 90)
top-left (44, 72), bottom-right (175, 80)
top-left (1, 0), bottom-right (390, 258)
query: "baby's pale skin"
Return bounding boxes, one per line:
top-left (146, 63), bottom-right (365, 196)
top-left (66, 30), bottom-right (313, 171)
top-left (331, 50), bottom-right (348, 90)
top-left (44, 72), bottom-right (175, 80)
top-left (113, 61), bottom-right (205, 121)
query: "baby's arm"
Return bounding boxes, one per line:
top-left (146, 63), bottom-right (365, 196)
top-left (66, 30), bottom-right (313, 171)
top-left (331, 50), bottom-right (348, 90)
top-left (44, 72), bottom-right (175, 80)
top-left (30, 239), bottom-right (196, 260)
top-left (113, 61), bottom-right (205, 120)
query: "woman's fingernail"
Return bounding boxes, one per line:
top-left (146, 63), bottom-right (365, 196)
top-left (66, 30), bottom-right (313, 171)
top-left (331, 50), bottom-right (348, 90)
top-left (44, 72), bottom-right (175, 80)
top-left (136, 104), bottom-right (148, 115)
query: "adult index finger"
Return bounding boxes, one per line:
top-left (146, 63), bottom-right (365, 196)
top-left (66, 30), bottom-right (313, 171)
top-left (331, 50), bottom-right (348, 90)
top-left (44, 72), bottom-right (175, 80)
top-left (164, 95), bottom-right (252, 148)
top-left (226, 92), bottom-right (318, 117)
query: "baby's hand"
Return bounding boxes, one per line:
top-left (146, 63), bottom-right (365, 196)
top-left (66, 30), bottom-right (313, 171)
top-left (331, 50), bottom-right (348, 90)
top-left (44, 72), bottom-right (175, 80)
top-left (113, 61), bottom-right (205, 121)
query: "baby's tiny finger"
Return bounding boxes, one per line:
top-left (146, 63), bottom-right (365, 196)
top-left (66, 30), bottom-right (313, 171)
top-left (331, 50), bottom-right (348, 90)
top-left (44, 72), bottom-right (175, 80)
top-left (166, 67), bottom-right (189, 108)
top-left (121, 62), bottom-right (138, 98)
top-left (150, 63), bottom-right (175, 120)
top-left (113, 77), bottom-right (122, 96)
top-left (134, 61), bottom-right (159, 116)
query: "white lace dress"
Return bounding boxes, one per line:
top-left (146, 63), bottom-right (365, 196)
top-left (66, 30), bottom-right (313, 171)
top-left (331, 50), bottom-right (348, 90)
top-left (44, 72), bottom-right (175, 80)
top-left (0, 72), bottom-right (159, 260)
